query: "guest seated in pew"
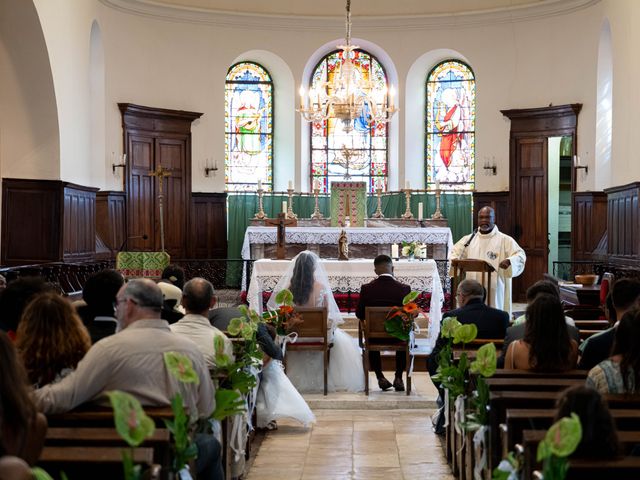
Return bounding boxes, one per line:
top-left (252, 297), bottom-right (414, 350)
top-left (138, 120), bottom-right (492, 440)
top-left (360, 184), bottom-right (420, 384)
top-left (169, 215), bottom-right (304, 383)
top-left (587, 308), bottom-right (640, 395)
top-left (34, 279), bottom-right (223, 480)
top-left (170, 278), bottom-right (234, 369)
top-left (579, 278), bottom-right (640, 371)
top-left (157, 281), bottom-right (185, 324)
top-left (555, 385), bottom-right (620, 459)
top-left (75, 269), bottom-right (124, 343)
top-left (0, 332), bottom-right (47, 466)
top-left (0, 277), bottom-right (54, 340)
top-left (160, 264), bottom-right (186, 290)
top-left (17, 292), bottom-right (91, 387)
top-left (504, 294), bottom-right (578, 371)
top-left (499, 281), bottom-right (580, 368)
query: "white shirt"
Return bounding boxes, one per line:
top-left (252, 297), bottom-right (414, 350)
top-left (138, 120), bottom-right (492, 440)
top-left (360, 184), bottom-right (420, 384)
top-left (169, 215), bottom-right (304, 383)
top-left (170, 313), bottom-right (235, 369)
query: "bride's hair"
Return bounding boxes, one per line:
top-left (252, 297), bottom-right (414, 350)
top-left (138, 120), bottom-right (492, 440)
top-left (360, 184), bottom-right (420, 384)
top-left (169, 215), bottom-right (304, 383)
top-left (289, 252), bottom-right (316, 306)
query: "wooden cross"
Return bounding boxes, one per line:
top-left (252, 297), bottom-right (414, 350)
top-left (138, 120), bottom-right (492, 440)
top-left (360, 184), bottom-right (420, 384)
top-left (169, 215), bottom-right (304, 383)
top-left (149, 165), bottom-right (172, 252)
top-left (264, 212), bottom-right (297, 259)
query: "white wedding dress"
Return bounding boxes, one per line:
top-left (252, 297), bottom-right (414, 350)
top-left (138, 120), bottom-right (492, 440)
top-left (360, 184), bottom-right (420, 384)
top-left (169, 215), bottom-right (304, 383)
top-left (267, 251), bottom-right (365, 393)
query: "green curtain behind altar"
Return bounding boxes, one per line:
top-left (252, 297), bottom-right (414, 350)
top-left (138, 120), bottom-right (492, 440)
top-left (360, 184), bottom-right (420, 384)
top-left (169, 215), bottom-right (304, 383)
top-left (227, 192), bottom-right (473, 262)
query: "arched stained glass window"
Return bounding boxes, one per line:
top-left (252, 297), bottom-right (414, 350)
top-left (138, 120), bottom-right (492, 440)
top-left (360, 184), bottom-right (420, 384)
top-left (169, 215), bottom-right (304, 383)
top-left (225, 62), bottom-right (273, 191)
top-left (310, 49), bottom-right (389, 193)
top-left (426, 60), bottom-right (475, 191)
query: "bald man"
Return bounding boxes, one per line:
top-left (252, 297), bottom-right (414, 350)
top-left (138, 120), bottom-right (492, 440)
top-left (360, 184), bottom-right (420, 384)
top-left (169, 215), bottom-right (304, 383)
top-left (449, 206), bottom-right (526, 315)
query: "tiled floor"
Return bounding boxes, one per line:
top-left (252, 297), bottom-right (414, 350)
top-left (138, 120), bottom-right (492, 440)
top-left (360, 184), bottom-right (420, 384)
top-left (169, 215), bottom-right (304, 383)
top-left (246, 408), bottom-right (453, 480)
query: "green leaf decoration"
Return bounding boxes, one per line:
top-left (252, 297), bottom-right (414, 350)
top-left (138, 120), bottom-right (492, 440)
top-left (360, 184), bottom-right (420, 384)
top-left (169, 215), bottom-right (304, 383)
top-left (537, 413), bottom-right (582, 461)
top-left (32, 468), bottom-right (55, 480)
top-left (402, 291), bottom-right (419, 305)
top-left (164, 351), bottom-right (200, 385)
top-left (275, 288), bottom-right (293, 305)
top-left (470, 343), bottom-right (497, 378)
top-left (229, 368), bottom-right (258, 394)
top-left (212, 388), bottom-right (246, 420)
top-left (453, 323), bottom-right (478, 344)
top-left (106, 390), bottom-right (155, 448)
top-left (441, 317), bottom-right (461, 338)
top-left (227, 317), bottom-right (244, 336)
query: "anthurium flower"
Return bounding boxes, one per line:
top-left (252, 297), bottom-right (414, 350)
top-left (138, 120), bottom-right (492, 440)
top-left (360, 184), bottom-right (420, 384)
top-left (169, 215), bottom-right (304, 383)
top-left (537, 413), bottom-right (582, 461)
top-left (453, 323), bottom-right (477, 344)
top-left (164, 351), bottom-right (200, 385)
top-left (227, 317), bottom-right (246, 336)
top-left (107, 390), bottom-right (155, 447)
top-left (275, 288), bottom-right (294, 306)
top-left (441, 317), bottom-right (461, 339)
top-left (403, 302), bottom-right (419, 315)
top-left (470, 343), bottom-right (497, 377)
top-left (402, 291), bottom-right (419, 304)
top-left (279, 305), bottom-right (294, 315)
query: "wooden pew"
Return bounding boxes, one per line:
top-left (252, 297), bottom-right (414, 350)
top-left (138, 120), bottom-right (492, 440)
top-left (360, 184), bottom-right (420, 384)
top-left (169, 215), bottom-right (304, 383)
top-left (491, 369), bottom-right (587, 379)
top-left (573, 320), bottom-right (610, 330)
top-left (579, 329), bottom-right (602, 341)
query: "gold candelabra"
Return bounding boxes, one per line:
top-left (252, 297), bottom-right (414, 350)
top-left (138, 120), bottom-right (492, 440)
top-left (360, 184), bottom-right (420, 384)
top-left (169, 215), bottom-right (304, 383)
top-left (371, 187), bottom-right (385, 218)
top-left (311, 188), bottom-right (324, 219)
top-left (254, 187), bottom-right (266, 219)
top-left (401, 189), bottom-right (414, 219)
top-left (286, 188), bottom-right (298, 219)
top-left (431, 187), bottom-right (444, 219)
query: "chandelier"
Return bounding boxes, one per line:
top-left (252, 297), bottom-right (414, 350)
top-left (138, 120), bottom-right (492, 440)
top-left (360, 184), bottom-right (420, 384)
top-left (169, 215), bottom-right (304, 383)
top-left (298, 0), bottom-right (398, 129)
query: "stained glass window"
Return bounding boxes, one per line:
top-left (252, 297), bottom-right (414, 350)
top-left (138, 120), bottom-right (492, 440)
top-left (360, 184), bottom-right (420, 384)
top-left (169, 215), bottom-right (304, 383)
top-left (225, 62), bottom-right (273, 191)
top-left (426, 60), bottom-right (475, 191)
top-left (310, 49), bottom-right (389, 193)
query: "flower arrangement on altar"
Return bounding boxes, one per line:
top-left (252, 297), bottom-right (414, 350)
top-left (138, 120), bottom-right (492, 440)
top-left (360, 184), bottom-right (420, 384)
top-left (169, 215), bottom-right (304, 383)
top-left (262, 288), bottom-right (303, 336)
top-left (401, 241), bottom-right (425, 258)
top-left (384, 291), bottom-right (422, 341)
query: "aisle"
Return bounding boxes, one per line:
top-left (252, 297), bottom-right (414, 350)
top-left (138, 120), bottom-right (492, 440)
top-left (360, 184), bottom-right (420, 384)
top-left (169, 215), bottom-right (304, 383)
top-left (245, 409), bottom-right (454, 480)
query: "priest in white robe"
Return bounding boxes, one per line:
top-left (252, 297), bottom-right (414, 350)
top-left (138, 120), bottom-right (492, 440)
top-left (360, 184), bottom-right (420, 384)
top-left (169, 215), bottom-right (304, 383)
top-left (450, 206), bottom-right (526, 315)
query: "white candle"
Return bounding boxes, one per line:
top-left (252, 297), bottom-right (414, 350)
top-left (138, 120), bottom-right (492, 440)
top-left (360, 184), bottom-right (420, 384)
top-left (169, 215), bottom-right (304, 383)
top-left (573, 155), bottom-right (579, 167)
top-left (299, 86), bottom-right (305, 109)
top-left (418, 202), bottom-right (423, 221)
top-left (405, 180), bottom-right (411, 190)
top-left (288, 180), bottom-right (293, 190)
top-left (391, 244), bottom-right (399, 258)
top-left (282, 201), bottom-right (288, 213)
top-left (435, 179), bottom-right (440, 191)
top-left (257, 179), bottom-right (262, 190)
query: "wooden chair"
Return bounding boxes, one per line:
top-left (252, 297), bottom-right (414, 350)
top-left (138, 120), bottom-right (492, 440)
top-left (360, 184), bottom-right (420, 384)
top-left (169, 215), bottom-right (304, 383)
top-left (284, 307), bottom-right (330, 395)
top-left (360, 306), bottom-right (411, 396)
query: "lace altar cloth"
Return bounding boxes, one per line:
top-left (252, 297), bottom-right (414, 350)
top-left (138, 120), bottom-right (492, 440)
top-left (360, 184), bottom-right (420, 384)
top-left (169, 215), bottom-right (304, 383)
top-left (246, 258), bottom-right (444, 351)
top-left (241, 226), bottom-right (454, 260)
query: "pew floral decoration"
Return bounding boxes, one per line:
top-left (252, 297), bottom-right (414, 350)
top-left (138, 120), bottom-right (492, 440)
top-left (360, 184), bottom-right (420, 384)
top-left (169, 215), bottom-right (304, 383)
top-left (262, 289), bottom-right (303, 336)
top-left (384, 291), bottom-right (421, 341)
top-left (536, 413), bottom-right (582, 480)
top-left (431, 317), bottom-right (477, 399)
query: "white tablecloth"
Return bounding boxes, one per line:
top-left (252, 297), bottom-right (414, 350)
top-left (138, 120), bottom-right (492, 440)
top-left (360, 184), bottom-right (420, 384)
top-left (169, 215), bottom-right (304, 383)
top-left (241, 226), bottom-right (454, 260)
top-left (246, 258), bottom-right (443, 352)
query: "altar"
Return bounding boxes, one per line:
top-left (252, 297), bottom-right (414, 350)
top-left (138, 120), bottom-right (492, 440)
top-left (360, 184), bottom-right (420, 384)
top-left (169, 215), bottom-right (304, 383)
top-left (246, 258), bottom-right (444, 351)
top-left (241, 225), bottom-right (454, 261)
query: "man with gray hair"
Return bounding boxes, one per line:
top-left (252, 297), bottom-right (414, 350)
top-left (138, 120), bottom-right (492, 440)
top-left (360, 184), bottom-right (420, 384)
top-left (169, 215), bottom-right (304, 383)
top-left (171, 277), bottom-right (234, 368)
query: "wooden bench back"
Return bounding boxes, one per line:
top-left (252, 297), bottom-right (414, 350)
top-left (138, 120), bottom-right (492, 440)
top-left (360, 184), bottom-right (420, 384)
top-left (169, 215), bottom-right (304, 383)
top-left (290, 307), bottom-right (327, 341)
top-left (364, 306), bottom-right (397, 340)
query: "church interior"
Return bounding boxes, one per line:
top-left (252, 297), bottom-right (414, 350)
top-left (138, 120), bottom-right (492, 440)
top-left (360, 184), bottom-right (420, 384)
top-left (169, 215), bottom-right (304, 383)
top-left (2, 0), bottom-right (640, 478)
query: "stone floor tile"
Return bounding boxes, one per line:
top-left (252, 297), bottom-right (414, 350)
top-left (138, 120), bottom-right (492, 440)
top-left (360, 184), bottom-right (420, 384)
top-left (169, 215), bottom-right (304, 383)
top-left (353, 453), bottom-right (401, 468)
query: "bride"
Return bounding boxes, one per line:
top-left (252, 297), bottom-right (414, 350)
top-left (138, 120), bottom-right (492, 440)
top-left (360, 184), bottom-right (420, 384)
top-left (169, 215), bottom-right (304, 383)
top-left (267, 251), bottom-right (365, 393)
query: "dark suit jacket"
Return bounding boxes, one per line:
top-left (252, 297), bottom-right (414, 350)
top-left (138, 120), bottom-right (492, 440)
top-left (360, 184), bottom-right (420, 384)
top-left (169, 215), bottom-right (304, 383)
top-left (427, 299), bottom-right (509, 375)
top-left (578, 327), bottom-right (616, 370)
top-left (356, 275), bottom-right (411, 320)
top-left (209, 307), bottom-right (283, 361)
top-left (497, 320), bottom-right (581, 368)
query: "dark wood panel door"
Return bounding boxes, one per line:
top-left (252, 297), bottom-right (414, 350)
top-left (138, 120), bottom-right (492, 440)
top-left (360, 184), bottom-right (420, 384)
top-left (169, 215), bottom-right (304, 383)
top-left (127, 135), bottom-right (155, 252)
top-left (514, 137), bottom-right (548, 299)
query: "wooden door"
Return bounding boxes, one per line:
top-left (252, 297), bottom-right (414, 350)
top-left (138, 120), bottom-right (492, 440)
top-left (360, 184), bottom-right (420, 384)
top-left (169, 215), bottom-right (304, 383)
top-left (513, 137), bottom-right (548, 298)
top-left (127, 134), bottom-right (155, 252)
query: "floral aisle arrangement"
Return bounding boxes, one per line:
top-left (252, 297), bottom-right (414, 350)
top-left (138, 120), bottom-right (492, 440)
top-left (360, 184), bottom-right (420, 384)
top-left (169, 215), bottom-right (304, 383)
top-left (384, 291), bottom-right (421, 341)
top-left (401, 241), bottom-right (425, 259)
top-left (262, 289), bottom-right (303, 336)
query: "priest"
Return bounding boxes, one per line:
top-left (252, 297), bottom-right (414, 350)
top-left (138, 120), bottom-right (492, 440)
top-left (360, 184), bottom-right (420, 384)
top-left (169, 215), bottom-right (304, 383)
top-left (450, 206), bottom-right (526, 315)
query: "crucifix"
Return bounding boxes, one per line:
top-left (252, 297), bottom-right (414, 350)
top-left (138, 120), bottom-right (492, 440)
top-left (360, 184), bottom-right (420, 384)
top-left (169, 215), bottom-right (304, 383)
top-left (149, 164), bottom-right (172, 252)
top-left (264, 212), bottom-right (297, 259)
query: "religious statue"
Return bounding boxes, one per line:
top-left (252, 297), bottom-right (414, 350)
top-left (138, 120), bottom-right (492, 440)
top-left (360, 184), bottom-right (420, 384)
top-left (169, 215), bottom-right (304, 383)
top-left (338, 230), bottom-right (349, 261)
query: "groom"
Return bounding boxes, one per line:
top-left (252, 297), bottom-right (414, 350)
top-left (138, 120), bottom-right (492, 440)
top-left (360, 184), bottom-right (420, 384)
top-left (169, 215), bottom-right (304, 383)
top-left (356, 255), bottom-right (411, 391)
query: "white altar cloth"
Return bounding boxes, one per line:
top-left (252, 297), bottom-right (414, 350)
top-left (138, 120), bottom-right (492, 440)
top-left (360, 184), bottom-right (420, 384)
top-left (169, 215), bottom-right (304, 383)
top-left (241, 226), bottom-right (454, 260)
top-left (247, 258), bottom-right (444, 352)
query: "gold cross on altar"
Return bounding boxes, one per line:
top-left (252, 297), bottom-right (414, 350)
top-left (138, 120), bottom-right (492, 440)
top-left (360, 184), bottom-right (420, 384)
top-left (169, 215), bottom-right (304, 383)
top-left (149, 165), bottom-right (172, 196)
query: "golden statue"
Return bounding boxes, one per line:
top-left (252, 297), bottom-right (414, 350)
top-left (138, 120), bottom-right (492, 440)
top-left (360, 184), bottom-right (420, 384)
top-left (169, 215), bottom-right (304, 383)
top-left (338, 230), bottom-right (349, 261)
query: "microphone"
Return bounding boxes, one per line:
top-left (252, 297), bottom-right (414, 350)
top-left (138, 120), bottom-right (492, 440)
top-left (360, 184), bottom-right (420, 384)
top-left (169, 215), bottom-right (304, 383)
top-left (463, 228), bottom-right (478, 248)
top-left (117, 234), bottom-right (148, 253)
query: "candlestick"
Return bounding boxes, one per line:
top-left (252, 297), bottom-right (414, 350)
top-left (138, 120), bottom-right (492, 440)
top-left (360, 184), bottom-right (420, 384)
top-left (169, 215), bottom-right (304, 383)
top-left (401, 188), bottom-right (413, 219)
top-left (418, 202), bottom-right (423, 221)
top-left (311, 188), bottom-right (324, 220)
top-left (254, 186), bottom-right (266, 219)
top-left (431, 187), bottom-right (443, 220)
top-left (286, 188), bottom-right (298, 219)
top-left (371, 187), bottom-right (385, 218)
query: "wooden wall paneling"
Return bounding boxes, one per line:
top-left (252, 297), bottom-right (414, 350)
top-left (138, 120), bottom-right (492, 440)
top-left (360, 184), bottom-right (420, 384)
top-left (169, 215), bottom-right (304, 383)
top-left (96, 191), bottom-right (126, 255)
top-left (190, 193), bottom-right (227, 259)
top-left (62, 184), bottom-right (98, 262)
top-left (605, 182), bottom-right (640, 266)
top-left (472, 192), bottom-right (511, 235)
top-left (572, 192), bottom-right (607, 261)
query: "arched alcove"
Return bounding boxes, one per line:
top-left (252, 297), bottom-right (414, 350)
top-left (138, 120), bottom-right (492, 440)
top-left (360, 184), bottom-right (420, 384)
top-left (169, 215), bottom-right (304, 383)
top-left (90, 20), bottom-right (106, 188)
top-left (595, 18), bottom-right (612, 190)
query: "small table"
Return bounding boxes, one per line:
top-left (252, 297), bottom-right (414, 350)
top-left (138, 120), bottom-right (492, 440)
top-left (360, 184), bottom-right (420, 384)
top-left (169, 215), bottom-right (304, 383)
top-left (558, 283), bottom-right (600, 306)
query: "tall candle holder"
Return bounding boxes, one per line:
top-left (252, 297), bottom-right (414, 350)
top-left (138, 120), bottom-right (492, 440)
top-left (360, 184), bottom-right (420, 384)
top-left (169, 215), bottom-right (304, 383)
top-left (254, 187), bottom-right (266, 219)
top-left (310, 188), bottom-right (324, 219)
top-left (431, 187), bottom-right (444, 219)
top-left (371, 187), bottom-right (385, 218)
top-left (286, 188), bottom-right (298, 219)
top-left (401, 189), bottom-right (414, 219)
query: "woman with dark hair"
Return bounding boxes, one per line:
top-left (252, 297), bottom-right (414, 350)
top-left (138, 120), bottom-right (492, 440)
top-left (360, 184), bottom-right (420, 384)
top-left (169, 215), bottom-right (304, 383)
top-left (554, 385), bottom-right (620, 458)
top-left (16, 292), bottom-right (91, 387)
top-left (0, 332), bottom-right (47, 465)
top-left (266, 251), bottom-right (364, 392)
top-left (587, 308), bottom-right (640, 394)
top-left (76, 269), bottom-right (124, 343)
top-left (505, 294), bottom-right (578, 371)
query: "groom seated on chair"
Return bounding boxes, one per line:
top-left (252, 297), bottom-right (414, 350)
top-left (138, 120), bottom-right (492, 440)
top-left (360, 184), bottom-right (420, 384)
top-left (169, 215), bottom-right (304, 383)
top-left (356, 255), bottom-right (411, 392)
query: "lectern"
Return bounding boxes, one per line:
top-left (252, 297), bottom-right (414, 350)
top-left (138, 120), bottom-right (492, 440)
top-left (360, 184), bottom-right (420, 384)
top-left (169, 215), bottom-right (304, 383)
top-left (451, 259), bottom-right (495, 308)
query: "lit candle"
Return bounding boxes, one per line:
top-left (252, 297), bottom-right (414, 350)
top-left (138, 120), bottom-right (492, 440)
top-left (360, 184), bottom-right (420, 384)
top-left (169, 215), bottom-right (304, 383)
top-left (418, 202), bottom-right (423, 221)
top-left (405, 180), bottom-right (411, 190)
top-left (257, 179), bottom-right (262, 190)
top-left (288, 180), bottom-right (293, 190)
top-left (391, 244), bottom-right (399, 258)
top-left (282, 201), bottom-right (288, 213)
